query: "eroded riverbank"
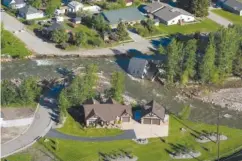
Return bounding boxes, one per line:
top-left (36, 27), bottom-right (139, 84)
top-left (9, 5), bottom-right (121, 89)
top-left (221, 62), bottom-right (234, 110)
top-left (2, 57), bottom-right (242, 129)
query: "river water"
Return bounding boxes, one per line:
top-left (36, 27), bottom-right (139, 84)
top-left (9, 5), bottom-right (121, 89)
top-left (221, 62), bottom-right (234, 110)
top-left (2, 57), bottom-right (242, 129)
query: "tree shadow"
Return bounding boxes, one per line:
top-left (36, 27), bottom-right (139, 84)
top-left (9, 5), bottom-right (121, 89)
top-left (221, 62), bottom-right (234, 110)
top-left (67, 106), bottom-right (84, 124)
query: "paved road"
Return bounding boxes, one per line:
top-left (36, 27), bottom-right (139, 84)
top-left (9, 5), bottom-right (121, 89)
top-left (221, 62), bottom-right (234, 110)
top-left (1, 12), bottom-right (155, 56)
top-left (207, 8), bottom-right (233, 27)
top-left (0, 85), bottom-right (62, 158)
top-left (127, 29), bottom-right (146, 42)
top-left (46, 129), bottom-right (136, 141)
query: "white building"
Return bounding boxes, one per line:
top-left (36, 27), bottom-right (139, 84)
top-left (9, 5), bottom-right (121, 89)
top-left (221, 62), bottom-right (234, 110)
top-left (67, 1), bottom-right (84, 13)
top-left (2, 0), bottom-right (26, 9)
top-left (128, 57), bottom-right (149, 79)
top-left (19, 5), bottom-right (44, 20)
top-left (145, 2), bottom-right (195, 25)
top-left (82, 5), bottom-right (101, 14)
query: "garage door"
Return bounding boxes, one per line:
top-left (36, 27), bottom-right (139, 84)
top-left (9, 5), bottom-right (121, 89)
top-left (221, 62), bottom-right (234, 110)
top-left (143, 118), bottom-right (151, 124)
top-left (152, 119), bottom-right (160, 125)
top-left (122, 117), bottom-right (130, 122)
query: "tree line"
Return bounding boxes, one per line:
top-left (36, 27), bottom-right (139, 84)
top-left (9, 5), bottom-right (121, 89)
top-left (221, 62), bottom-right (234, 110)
top-left (1, 77), bottom-right (42, 107)
top-left (58, 64), bottom-right (125, 120)
top-left (161, 24), bottom-right (242, 85)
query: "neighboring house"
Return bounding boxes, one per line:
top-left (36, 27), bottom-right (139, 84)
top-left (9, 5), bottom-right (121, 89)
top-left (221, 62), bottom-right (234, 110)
top-left (2, 0), bottom-right (26, 9)
top-left (128, 57), bottom-right (149, 79)
top-left (54, 7), bottom-right (67, 15)
top-left (67, 1), bottom-right (84, 13)
top-left (82, 5), bottom-right (101, 14)
top-left (72, 17), bottom-right (82, 24)
top-left (42, 22), bottom-right (65, 36)
top-left (18, 5), bottom-right (44, 20)
top-left (83, 98), bottom-right (132, 126)
top-left (144, 2), bottom-right (195, 25)
top-left (140, 100), bottom-right (169, 125)
top-left (143, 1), bottom-right (164, 14)
top-left (102, 7), bottom-right (145, 28)
top-left (222, 0), bottom-right (242, 16)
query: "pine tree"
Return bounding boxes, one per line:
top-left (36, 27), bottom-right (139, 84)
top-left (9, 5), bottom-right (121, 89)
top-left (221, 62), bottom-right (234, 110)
top-left (116, 22), bottom-right (128, 41)
top-left (199, 34), bottom-right (216, 83)
top-left (166, 39), bottom-right (181, 84)
top-left (181, 39), bottom-right (197, 84)
top-left (110, 71), bottom-right (125, 103)
top-left (191, 0), bottom-right (209, 17)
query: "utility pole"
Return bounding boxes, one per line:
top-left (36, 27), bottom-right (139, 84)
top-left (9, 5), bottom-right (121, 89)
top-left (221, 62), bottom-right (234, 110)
top-left (217, 109), bottom-right (220, 161)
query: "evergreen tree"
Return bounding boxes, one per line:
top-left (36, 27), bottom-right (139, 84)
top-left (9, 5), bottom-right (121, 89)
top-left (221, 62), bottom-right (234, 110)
top-left (181, 39), bottom-right (197, 84)
top-left (116, 22), bottom-right (128, 40)
top-left (165, 39), bottom-right (181, 84)
top-left (199, 34), bottom-right (216, 83)
top-left (75, 31), bottom-right (86, 46)
top-left (215, 28), bottom-right (239, 80)
top-left (191, 0), bottom-right (209, 17)
top-left (1, 80), bottom-right (18, 106)
top-left (110, 71), bottom-right (125, 103)
top-left (50, 29), bottom-right (68, 44)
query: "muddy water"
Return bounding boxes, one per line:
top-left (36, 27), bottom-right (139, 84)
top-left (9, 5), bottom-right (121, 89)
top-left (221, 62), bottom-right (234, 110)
top-left (2, 57), bottom-right (242, 129)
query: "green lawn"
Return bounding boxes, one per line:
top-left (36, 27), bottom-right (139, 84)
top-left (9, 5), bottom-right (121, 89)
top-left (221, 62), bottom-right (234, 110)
top-left (211, 9), bottom-right (242, 24)
top-left (1, 153), bottom-right (32, 161)
top-left (45, 115), bottom-right (242, 161)
top-left (1, 29), bottom-right (31, 58)
top-left (157, 18), bottom-right (220, 34)
top-left (57, 113), bottom-right (123, 137)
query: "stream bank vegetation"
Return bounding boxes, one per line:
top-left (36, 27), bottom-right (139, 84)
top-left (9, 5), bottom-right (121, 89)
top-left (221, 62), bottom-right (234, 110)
top-left (1, 77), bottom-right (43, 108)
top-left (157, 24), bottom-right (242, 86)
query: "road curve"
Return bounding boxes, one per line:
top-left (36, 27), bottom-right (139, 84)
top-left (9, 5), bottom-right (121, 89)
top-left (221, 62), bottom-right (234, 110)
top-left (1, 12), bottom-right (154, 56)
top-left (1, 104), bottom-right (53, 158)
top-left (46, 129), bottom-right (136, 142)
top-left (0, 84), bottom-right (63, 158)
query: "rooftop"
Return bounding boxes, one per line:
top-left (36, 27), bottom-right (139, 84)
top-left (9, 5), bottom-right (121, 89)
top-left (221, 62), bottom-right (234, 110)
top-left (142, 100), bottom-right (166, 120)
top-left (102, 7), bottom-right (145, 25)
top-left (143, 2), bottom-right (165, 13)
top-left (224, 0), bottom-right (242, 10)
top-left (153, 5), bottom-right (193, 21)
top-left (83, 98), bottom-right (132, 121)
top-left (19, 5), bottom-right (41, 15)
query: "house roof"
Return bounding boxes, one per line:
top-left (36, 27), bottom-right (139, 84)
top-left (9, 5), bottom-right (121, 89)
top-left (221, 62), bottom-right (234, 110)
top-left (143, 2), bottom-right (165, 13)
top-left (45, 23), bottom-right (64, 31)
top-left (102, 7), bottom-right (145, 25)
top-left (19, 5), bottom-right (42, 15)
top-left (224, 0), bottom-right (242, 11)
top-left (68, 1), bottom-right (83, 8)
top-left (13, 0), bottom-right (25, 4)
top-left (83, 98), bottom-right (132, 121)
top-left (128, 57), bottom-right (148, 78)
top-left (142, 100), bottom-right (166, 120)
top-left (153, 5), bottom-right (193, 22)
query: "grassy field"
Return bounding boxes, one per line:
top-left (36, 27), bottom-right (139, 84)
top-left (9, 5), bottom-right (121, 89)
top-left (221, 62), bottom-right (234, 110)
top-left (1, 29), bottom-right (31, 58)
top-left (157, 18), bottom-right (220, 34)
top-left (57, 113), bottom-right (123, 137)
top-left (45, 115), bottom-right (242, 161)
top-left (211, 9), bottom-right (242, 24)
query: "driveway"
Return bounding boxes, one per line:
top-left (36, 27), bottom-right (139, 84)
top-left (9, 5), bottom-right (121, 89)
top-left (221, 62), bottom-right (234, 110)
top-left (1, 12), bottom-right (155, 56)
top-left (127, 30), bottom-right (146, 42)
top-left (46, 129), bottom-right (136, 141)
top-left (121, 119), bottom-right (169, 139)
top-left (207, 8), bottom-right (233, 27)
top-left (0, 85), bottom-right (62, 158)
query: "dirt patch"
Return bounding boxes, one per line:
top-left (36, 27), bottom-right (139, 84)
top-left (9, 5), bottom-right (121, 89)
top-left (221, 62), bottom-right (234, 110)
top-left (1, 125), bottom-right (29, 144)
top-left (1, 108), bottom-right (35, 120)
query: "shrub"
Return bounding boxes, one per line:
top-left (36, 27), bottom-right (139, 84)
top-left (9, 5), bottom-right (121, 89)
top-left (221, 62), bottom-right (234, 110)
top-left (25, 20), bottom-right (35, 25)
top-left (59, 42), bottom-right (69, 49)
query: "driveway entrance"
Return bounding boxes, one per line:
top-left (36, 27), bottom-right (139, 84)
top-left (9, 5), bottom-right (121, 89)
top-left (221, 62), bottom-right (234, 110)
top-left (121, 119), bottom-right (169, 139)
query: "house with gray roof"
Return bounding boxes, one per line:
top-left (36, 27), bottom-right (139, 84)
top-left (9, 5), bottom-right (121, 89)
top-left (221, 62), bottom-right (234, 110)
top-left (143, 2), bottom-right (165, 14)
top-left (222, 0), bottom-right (242, 16)
top-left (83, 98), bottom-right (133, 126)
top-left (2, 0), bottom-right (25, 9)
top-left (140, 100), bottom-right (168, 125)
top-left (18, 5), bottom-right (44, 20)
top-left (102, 7), bottom-right (145, 28)
top-left (128, 57), bottom-right (149, 79)
top-left (144, 2), bottom-right (195, 25)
